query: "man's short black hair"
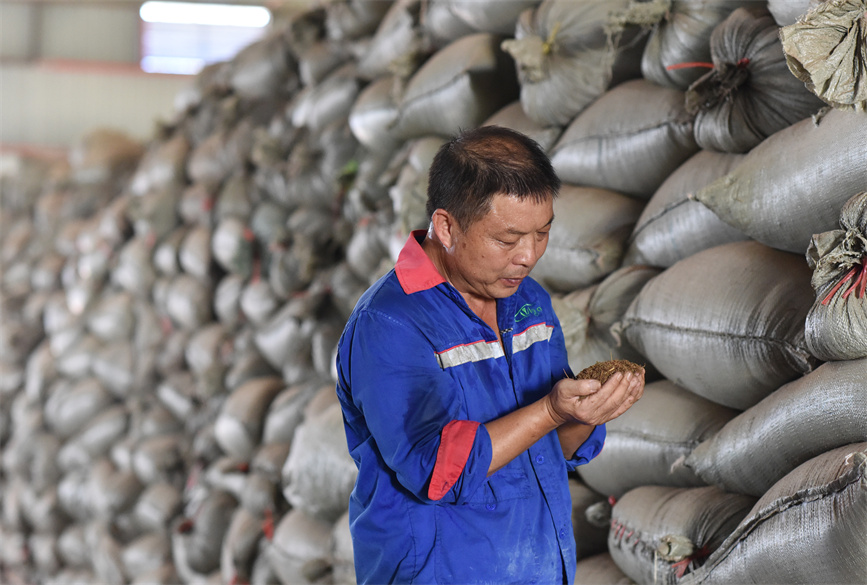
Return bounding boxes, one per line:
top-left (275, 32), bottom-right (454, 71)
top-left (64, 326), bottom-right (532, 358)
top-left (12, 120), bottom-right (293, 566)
top-left (426, 125), bottom-right (561, 230)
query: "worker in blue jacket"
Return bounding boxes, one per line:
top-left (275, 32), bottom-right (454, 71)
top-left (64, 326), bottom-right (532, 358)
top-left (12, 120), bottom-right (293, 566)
top-left (336, 125), bottom-right (645, 584)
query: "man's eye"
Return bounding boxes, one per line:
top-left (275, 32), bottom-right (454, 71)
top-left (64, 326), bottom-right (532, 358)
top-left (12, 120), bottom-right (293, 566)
top-left (498, 239), bottom-right (518, 246)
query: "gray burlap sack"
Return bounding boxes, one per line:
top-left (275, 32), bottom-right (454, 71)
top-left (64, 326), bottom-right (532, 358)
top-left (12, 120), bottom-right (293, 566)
top-left (615, 240), bottom-right (817, 410)
top-left (420, 0), bottom-right (476, 44)
top-left (578, 380), bottom-right (739, 498)
top-left (325, 0), bottom-right (391, 42)
top-left (569, 479), bottom-right (609, 560)
top-left (693, 108), bottom-right (867, 254)
top-left (443, 0), bottom-right (538, 35)
top-left (532, 185), bottom-right (644, 293)
top-left (608, 0), bottom-right (757, 90)
top-left (685, 358), bottom-right (867, 497)
top-left (394, 32), bottom-right (519, 139)
top-left (280, 402), bottom-right (357, 523)
top-left (356, 0), bottom-right (428, 82)
top-left (501, 0), bottom-right (644, 127)
top-left (805, 191), bottom-right (867, 360)
top-left (608, 485), bottom-right (756, 584)
top-left (624, 150), bottom-right (746, 268)
top-left (552, 264), bottom-right (661, 374)
top-left (549, 79), bottom-right (699, 199)
top-left (687, 7), bottom-right (826, 153)
top-left (780, 0), bottom-right (867, 112)
top-left (348, 75), bottom-right (402, 151)
top-left (482, 101), bottom-right (563, 153)
top-left (768, 0), bottom-right (824, 26)
top-left (215, 376), bottom-right (285, 461)
top-left (574, 553), bottom-right (633, 585)
top-left (682, 443), bottom-right (867, 585)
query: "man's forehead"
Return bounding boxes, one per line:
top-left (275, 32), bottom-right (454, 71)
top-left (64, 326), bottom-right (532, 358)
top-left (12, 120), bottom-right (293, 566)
top-left (482, 194), bottom-right (554, 231)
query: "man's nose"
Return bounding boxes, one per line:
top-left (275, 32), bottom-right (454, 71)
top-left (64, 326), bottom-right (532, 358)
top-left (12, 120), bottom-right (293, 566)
top-left (514, 238), bottom-right (539, 267)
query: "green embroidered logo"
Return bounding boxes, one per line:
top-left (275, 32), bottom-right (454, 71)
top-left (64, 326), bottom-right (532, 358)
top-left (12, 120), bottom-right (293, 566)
top-left (515, 303), bottom-right (542, 322)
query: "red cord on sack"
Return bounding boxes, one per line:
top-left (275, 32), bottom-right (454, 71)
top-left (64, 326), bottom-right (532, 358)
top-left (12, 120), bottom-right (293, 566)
top-left (671, 546), bottom-right (710, 578)
top-left (666, 58), bottom-right (750, 71)
top-left (666, 61), bottom-right (714, 71)
top-left (821, 256), bottom-right (867, 305)
top-left (262, 508), bottom-right (275, 541)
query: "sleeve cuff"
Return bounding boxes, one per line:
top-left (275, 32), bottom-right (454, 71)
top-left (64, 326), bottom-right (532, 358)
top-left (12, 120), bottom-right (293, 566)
top-left (427, 420), bottom-right (481, 500)
top-left (566, 424), bottom-right (607, 471)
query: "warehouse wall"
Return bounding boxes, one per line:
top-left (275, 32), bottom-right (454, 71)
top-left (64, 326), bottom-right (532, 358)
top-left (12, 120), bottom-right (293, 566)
top-left (0, 1), bottom-right (193, 149)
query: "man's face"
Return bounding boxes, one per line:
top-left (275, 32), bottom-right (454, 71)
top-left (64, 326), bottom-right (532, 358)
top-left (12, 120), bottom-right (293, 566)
top-left (446, 193), bottom-right (554, 301)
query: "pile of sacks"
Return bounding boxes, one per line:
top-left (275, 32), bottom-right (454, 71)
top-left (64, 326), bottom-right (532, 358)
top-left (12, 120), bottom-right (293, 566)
top-left (1, 1), bottom-right (865, 584)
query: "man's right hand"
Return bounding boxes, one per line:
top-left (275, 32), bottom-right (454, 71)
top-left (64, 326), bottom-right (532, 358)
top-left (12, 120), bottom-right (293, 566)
top-left (545, 370), bottom-right (645, 428)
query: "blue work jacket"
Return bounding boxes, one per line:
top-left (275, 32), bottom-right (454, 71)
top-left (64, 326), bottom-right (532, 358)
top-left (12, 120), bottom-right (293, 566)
top-left (336, 231), bottom-right (606, 584)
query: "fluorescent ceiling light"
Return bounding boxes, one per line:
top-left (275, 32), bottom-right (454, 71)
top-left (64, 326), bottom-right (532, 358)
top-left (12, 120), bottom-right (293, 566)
top-left (140, 1), bottom-right (271, 28)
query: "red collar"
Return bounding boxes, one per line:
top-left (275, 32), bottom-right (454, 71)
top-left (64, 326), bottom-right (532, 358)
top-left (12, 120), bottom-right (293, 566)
top-left (395, 230), bottom-right (447, 294)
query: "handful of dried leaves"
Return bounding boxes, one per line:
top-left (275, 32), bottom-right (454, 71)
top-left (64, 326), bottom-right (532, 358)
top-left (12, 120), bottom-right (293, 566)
top-left (575, 359), bottom-right (643, 384)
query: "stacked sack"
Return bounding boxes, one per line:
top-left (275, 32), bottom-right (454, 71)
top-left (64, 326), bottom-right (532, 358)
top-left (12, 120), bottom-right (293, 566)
top-left (1, 1), bottom-right (865, 584)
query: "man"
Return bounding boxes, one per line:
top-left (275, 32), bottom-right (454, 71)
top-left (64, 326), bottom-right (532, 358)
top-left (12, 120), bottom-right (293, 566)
top-left (336, 126), bottom-right (644, 584)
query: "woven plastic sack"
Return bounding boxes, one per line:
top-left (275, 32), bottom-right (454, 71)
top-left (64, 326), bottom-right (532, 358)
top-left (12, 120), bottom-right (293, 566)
top-left (682, 443), bottom-right (867, 585)
top-left (609, 0), bottom-right (758, 90)
top-left (133, 482), bottom-right (182, 533)
top-left (297, 40), bottom-right (347, 87)
top-left (266, 508), bottom-right (332, 585)
top-left (615, 241), bottom-right (817, 410)
top-left (780, 0), bottom-right (867, 112)
top-left (569, 479), bottom-right (609, 560)
top-left (501, 0), bottom-right (645, 127)
top-left (549, 79), bottom-right (699, 199)
top-left (220, 507), bottom-right (264, 585)
top-left (394, 32), bottom-right (519, 139)
top-left (215, 376), bottom-right (285, 461)
top-left (482, 101), bottom-right (563, 152)
top-left (608, 485), bottom-right (756, 584)
top-left (212, 216), bottom-right (254, 278)
top-left (43, 377), bottom-right (113, 439)
top-left (421, 0), bottom-right (476, 44)
top-left (552, 264), bottom-right (661, 373)
top-left (128, 182), bottom-right (182, 244)
top-left (292, 63), bottom-right (362, 134)
top-left (325, 0), bottom-right (392, 41)
top-left (163, 274), bottom-right (214, 331)
top-left (805, 191), bottom-right (867, 360)
top-left (57, 405), bottom-right (129, 472)
top-left (88, 458), bottom-right (143, 519)
top-left (228, 28), bottom-right (298, 101)
top-left (281, 402), bottom-right (358, 522)
top-left (331, 511), bottom-right (355, 585)
top-left (574, 553), bottom-right (633, 585)
top-left (131, 434), bottom-right (188, 485)
top-left (693, 108), bottom-right (867, 254)
top-left (129, 132), bottom-right (190, 197)
top-left (578, 380), bottom-right (738, 498)
top-left (768, 0), bottom-right (824, 26)
top-left (532, 185), bottom-right (644, 293)
top-left (67, 127), bottom-right (143, 186)
top-left (624, 150), bottom-right (746, 268)
top-left (111, 237), bottom-right (157, 298)
top-left (172, 489), bottom-right (237, 579)
top-left (685, 358), bottom-right (867, 497)
top-left (687, 7), bottom-right (826, 153)
top-left (348, 75), bottom-right (402, 151)
top-left (444, 0), bottom-right (538, 35)
top-left (356, 0), bottom-right (426, 82)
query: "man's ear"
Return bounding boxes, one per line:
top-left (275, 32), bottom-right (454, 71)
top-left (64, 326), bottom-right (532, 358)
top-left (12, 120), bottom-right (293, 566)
top-left (430, 209), bottom-right (458, 250)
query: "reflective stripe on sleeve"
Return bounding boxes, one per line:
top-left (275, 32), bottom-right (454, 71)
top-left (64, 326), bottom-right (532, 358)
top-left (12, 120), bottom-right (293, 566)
top-left (512, 323), bottom-right (553, 354)
top-left (436, 339), bottom-right (504, 369)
